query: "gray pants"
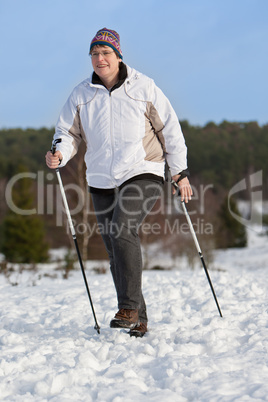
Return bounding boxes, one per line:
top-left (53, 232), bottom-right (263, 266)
top-left (91, 179), bottom-right (162, 323)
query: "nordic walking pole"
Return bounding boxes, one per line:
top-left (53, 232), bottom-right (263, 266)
top-left (172, 180), bottom-right (223, 317)
top-left (51, 139), bottom-right (101, 334)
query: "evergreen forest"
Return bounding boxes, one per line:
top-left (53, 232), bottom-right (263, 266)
top-left (0, 120), bottom-right (267, 263)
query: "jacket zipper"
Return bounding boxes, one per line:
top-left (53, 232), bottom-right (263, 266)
top-left (109, 90), bottom-right (117, 188)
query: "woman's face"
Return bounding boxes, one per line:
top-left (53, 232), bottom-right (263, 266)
top-left (91, 45), bottom-right (120, 85)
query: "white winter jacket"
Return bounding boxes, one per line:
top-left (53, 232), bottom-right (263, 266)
top-left (53, 64), bottom-right (188, 189)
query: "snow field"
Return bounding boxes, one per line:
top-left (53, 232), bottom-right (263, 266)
top-left (0, 229), bottom-right (268, 401)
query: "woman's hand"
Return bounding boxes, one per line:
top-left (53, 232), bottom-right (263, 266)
top-left (45, 150), bottom-right (63, 169)
top-left (171, 174), bottom-right (193, 203)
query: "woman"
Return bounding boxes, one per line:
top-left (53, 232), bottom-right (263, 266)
top-left (46, 28), bottom-right (192, 337)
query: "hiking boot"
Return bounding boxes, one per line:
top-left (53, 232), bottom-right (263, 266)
top-left (129, 322), bottom-right (148, 338)
top-left (110, 308), bottom-right (139, 329)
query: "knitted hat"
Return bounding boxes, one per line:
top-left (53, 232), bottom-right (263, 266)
top-left (90, 28), bottom-right (123, 59)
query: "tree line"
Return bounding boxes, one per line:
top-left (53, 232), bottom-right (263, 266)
top-left (1, 121), bottom-right (267, 193)
top-left (0, 120), bottom-right (266, 263)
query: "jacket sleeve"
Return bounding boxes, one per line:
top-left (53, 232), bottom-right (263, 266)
top-left (148, 80), bottom-right (188, 176)
top-left (53, 91), bottom-right (82, 167)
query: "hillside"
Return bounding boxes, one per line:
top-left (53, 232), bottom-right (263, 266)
top-left (0, 121), bottom-right (267, 259)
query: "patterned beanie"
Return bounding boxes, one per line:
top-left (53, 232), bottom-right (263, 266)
top-left (90, 28), bottom-right (123, 59)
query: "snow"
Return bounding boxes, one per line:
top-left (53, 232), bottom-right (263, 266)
top-left (1, 228), bottom-right (268, 401)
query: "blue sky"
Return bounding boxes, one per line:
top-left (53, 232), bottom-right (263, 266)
top-left (0, 0), bottom-right (267, 128)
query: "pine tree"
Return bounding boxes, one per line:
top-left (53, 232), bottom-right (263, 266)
top-left (216, 196), bottom-right (247, 248)
top-left (1, 168), bottom-right (49, 263)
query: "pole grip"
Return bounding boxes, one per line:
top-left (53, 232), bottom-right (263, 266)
top-left (51, 138), bottom-right (62, 155)
top-left (51, 143), bottom-right (56, 155)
